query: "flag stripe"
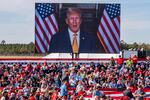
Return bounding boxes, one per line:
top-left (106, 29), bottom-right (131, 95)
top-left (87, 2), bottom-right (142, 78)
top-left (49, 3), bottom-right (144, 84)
top-left (114, 16), bottom-right (120, 32)
top-left (35, 21), bottom-right (48, 51)
top-left (98, 24), bottom-right (113, 53)
top-left (51, 14), bottom-right (59, 31)
top-left (114, 17), bottom-right (120, 37)
top-left (48, 14), bottom-right (58, 33)
top-left (35, 29), bottom-right (45, 53)
top-left (112, 19), bottom-right (120, 37)
top-left (45, 17), bottom-right (56, 35)
top-left (101, 18), bottom-right (117, 53)
top-left (104, 10), bottom-right (120, 44)
top-left (43, 19), bottom-right (53, 36)
top-left (35, 34), bottom-right (45, 53)
top-left (117, 16), bottom-right (120, 24)
top-left (35, 40), bottom-right (41, 53)
top-left (42, 20), bottom-right (52, 51)
top-left (103, 15), bottom-right (119, 52)
top-left (35, 12), bottom-right (50, 45)
top-left (97, 6), bottom-right (120, 53)
top-left (35, 10), bottom-right (51, 41)
top-left (97, 31), bottom-right (109, 53)
top-left (35, 15), bottom-right (50, 47)
top-left (35, 28), bottom-right (47, 52)
top-left (117, 16), bottom-right (120, 38)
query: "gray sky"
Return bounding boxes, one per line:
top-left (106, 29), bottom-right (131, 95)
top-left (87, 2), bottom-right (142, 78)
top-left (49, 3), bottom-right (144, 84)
top-left (0, 0), bottom-right (150, 44)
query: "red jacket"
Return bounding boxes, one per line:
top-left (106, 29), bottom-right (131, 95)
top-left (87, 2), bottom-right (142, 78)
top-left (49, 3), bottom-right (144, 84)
top-left (132, 55), bottom-right (138, 64)
top-left (117, 57), bottom-right (124, 65)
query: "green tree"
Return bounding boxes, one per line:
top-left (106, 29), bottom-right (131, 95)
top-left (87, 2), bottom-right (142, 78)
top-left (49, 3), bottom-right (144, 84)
top-left (1, 40), bottom-right (6, 44)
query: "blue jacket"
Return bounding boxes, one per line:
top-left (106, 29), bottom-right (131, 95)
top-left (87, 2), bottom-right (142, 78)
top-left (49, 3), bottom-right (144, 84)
top-left (49, 30), bottom-right (102, 53)
top-left (60, 84), bottom-right (68, 96)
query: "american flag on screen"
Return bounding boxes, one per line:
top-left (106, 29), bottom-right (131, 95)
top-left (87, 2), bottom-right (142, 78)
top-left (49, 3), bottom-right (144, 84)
top-left (35, 3), bottom-right (58, 53)
top-left (97, 4), bottom-right (120, 53)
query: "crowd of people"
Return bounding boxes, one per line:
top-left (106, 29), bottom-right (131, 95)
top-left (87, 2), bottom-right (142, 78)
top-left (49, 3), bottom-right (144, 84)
top-left (0, 55), bottom-right (150, 100)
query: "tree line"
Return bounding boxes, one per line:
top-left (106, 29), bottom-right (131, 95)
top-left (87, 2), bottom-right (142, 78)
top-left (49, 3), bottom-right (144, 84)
top-left (120, 42), bottom-right (150, 51)
top-left (0, 42), bottom-right (35, 56)
top-left (0, 41), bottom-right (150, 56)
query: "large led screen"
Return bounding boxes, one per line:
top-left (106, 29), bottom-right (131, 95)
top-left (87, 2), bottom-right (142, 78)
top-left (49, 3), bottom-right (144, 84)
top-left (35, 3), bottom-right (120, 53)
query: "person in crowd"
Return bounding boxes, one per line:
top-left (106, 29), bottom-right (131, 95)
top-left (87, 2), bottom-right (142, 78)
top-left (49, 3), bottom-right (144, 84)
top-left (123, 86), bottom-right (134, 99)
top-left (76, 81), bottom-right (84, 94)
top-left (132, 55), bottom-right (138, 68)
top-left (51, 88), bottom-right (59, 100)
top-left (9, 92), bottom-right (16, 100)
top-left (110, 57), bottom-right (116, 67)
top-left (138, 48), bottom-right (146, 59)
top-left (93, 86), bottom-right (105, 100)
top-left (60, 80), bottom-right (68, 100)
top-left (126, 56), bottom-right (133, 69)
top-left (0, 91), bottom-right (9, 100)
top-left (77, 86), bottom-right (86, 99)
top-left (117, 55), bottom-right (124, 70)
top-left (133, 85), bottom-right (146, 100)
top-left (145, 56), bottom-right (150, 69)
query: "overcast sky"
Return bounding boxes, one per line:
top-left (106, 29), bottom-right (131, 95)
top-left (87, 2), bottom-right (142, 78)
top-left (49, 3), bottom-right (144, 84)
top-left (0, 0), bottom-right (150, 44)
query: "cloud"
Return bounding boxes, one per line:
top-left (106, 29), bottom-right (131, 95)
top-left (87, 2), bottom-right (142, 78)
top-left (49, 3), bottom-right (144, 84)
top-left (121, 19), bottom-right (150, 44)
top-left (0, 23), bottom-right (34, 43)
top-left (0, 0), bottom-right (34, 24)
top-left (0, 0), bottom-right (34, 12)
top-left (122, 20), bottom-right (150, 30)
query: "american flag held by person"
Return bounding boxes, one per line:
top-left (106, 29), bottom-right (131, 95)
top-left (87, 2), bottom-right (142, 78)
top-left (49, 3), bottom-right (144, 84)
top-left (35, 3), bottom-right (58, 53)
top-left (97, 4), bottom-right (120, 53)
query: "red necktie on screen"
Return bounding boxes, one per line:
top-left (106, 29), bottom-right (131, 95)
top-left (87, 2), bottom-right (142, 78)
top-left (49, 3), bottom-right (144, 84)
top-left (72, 33), bottom-right (79, 53)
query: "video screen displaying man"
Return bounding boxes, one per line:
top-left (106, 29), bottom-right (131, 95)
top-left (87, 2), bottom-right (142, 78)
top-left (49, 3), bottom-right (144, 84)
top-left (49, 7), bottom-right (98, 53)
top-left (35, 3), bottom-right (120, 54)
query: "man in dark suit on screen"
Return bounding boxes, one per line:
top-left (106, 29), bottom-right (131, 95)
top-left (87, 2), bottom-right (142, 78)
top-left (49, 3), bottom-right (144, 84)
top-left (49, 7), bottom-right (100, 58)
